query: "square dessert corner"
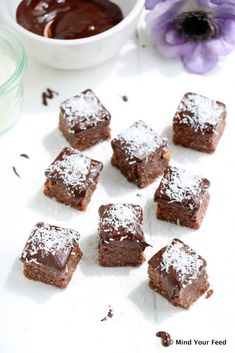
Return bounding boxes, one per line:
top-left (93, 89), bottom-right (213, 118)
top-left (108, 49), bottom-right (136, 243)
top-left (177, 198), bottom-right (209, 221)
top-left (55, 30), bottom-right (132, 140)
top-left (98, 203), bottom-right (150, 267)
top-left (59, 89), bottom-right (111, 150)
top-left (111, 120), bottom-right (171, 188)
top-left (44, 147), bottom-right (103, 211)
top-left (148, 238), bottom-right (209, 309)
top-left (154, 166), bottom-right (210, 229)
top-left (20, 222), bottom-right (83, 288)
top-left (173, 92), bottom-right (226, 153)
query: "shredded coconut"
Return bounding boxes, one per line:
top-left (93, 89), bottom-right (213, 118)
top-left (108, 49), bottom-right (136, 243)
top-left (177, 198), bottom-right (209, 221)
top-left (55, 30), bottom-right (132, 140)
top-left (160, 240), bottom-right (204, 284)
top-left (60, 90), bottom-right (108, 133)
top-left (46, 148), bottom-right (91, 192)
top-left (101, 204), bottom-right (139, 233)
top-left (21, 222), bottom-right (80, 266)
top-left (116, 120), bottom-right (166, 161)
top-left (99, 204), bottom-right (142, 242)
top-left (160, 167), bottom-right (205, 205)
top-left (176, 93), bottom-right (224, 133)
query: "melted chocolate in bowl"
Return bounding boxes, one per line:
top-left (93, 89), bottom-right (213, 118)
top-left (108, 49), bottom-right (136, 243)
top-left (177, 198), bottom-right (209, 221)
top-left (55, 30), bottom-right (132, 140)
top-left (16, 0), bottom-right (124, 40)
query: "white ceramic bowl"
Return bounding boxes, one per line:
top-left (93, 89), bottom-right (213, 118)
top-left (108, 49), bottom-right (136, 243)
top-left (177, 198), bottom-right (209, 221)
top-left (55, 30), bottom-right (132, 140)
top-left (0, 0), bottom-right (144, 70)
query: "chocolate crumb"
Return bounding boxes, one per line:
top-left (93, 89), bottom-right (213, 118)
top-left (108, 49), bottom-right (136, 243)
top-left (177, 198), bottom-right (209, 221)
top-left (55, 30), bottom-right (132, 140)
top-left (42, 88), bottom-right (59, 106)
top-left (156, 331), bottom-right (173, 347)
top-left (20, 154), bottom-right (30, 159)
top-left (107, 307), bottom-right (113, 318)
top-left (122, 95), bottom-right (128, 102)
top-left (101, 306), bottom-right (113, 321)
top-left (206, 289), bottom-right (214, 299)
top-left (12, 166), bottom-right (21, 178)
top-left (141, 44), bottom-right (146, 48)
top-left (136, 193), bottom-right (142, 197)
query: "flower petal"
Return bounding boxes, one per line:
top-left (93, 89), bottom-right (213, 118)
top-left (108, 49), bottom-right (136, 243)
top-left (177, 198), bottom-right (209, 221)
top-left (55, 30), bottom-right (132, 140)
top-left (145, 0), bottom-right (161, 10)
top-left (145, 0), bottom-right (184, 9)
top-left (165, 28), bottom-right (186, 45)
top-left (206, 38), bottom-right (234, 55)
top-left (198, 0), bottom-right (235, 16)
top-left (146, 0), bottom-right (235, 74)
top-left (181, 43), bottom-right (219, 74)
top-left (221, 19), bottom-right (235, 45)
top-left (151, 26), bottom-right (196, 58)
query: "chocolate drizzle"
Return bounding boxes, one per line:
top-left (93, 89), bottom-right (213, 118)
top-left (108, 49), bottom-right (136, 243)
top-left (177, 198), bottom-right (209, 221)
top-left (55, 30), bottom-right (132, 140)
top-left (156, 331), bottom-right (173, 347)
top-left (12, 166), bottom-right (21, 178)
top-left (20, 153), bottom-right (30, 159)
top-left (16, 0), bottom-right (123, 40)
top-left (42, 88), bottom-right (58, 106)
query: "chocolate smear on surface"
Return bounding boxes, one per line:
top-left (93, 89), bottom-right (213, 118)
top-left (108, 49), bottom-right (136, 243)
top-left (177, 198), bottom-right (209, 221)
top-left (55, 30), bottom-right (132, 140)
top-left (20, 153), bottom-right (30, 159)
top-left (12, 166), bottom-right (21, 178)
top-left (42, 88), bottom-right (59, 106)
top-left (156, 331), bottom-right (173, 347)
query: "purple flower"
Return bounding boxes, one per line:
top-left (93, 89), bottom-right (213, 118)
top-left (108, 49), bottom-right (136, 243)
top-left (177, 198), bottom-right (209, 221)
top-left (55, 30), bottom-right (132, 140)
top-left (198, 0), bottom-right (235, 6)
top-left (145, 0), bottom-right (235, 7)
top-left (145, 0), bottom-right (181, 10)
top-left (145, 0), bottom-right (235, 74)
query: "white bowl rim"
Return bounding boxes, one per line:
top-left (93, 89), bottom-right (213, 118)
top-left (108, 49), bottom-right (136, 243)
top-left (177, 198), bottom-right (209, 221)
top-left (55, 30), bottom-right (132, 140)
top-left (4, 0), bottom-right (144, 45)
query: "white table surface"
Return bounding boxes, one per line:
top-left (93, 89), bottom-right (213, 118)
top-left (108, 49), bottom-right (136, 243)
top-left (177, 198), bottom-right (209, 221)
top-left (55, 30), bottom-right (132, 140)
top-left (1, 15), bottom-right (235, 353)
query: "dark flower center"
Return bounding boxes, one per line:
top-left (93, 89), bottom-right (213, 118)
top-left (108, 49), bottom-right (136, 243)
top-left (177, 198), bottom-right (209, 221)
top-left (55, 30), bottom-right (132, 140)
top-left (175, 11), bottom-right (219, 42)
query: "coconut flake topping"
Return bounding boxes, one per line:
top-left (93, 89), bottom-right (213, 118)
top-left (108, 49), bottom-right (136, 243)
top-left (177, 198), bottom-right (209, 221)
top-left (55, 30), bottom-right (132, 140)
top-left (176, 93), bottom-right (224, 133)
top-left (101, 204), bottom-right (140, 234)
top-left (46, 148), bottom-right (91, 191)
top-left (61, 90), bottom-right (108, 133)
top-left (160, 167), bottom-right (205, 205)
top-left (116, 120), bottom-right (166, 161)
top-left (21, 222), bottom-right (80, 266)
top-left (160, 240), bottom-right (204, 284)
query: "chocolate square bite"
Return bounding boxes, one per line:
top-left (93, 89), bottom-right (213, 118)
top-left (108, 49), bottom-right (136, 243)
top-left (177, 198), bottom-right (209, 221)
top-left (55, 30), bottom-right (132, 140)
top-left (154, 166), bottom-right (210, 229)
top-left (98, 203), bottom-right (149, 267)
top-left (44, 147), bottom-right (103, 211)
top-left (111, 120), bottom-right (170, 188)
top-left (20, 222), bottom-right (83, 288)
top-left (59, 89), bottom-right (111, 150)
top-left (148, 238), bottom-right (209, 308)
top-left (173, 92), bottom-right (226, 153)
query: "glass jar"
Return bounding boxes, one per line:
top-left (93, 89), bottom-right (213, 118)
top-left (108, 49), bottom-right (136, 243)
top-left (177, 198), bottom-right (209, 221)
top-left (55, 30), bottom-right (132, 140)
top-left (0, 26), bottom-right (27, 133)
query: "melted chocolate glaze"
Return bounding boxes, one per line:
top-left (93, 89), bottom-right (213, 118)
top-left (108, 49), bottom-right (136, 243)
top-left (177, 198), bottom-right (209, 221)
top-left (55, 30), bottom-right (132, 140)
top-left (154, 166), bottom-right (210, 212)
top-left (156, 331), bottom-right (173, 347)
top-left (148, 239), bottom-right (206, 292)
top-left (45, 147), bottom-right (103, 198)
top-left (98, 204), bottom-right (150, 251)
top-left (60, 89), bottom-right (111, 134)
top-left (20, 222), bottom-right (81, 272)
top-left (16, 0), bottom-right (123, 40)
